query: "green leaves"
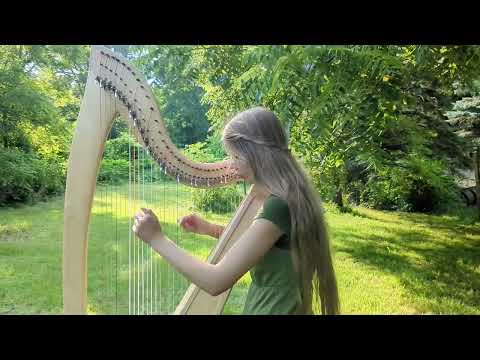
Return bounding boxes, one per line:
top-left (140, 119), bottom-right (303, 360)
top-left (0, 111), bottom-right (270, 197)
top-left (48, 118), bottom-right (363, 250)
top-left (130, 46), bottom-right (210, 147)
top-left (191, 44), bottom-right (480, 211)
top-left (0, 45), bottom-right (90, 206)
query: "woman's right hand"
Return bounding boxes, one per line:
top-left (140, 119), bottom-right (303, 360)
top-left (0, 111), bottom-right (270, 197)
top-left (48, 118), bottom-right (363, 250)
top-left (178, 213), bottom-right (211, 236)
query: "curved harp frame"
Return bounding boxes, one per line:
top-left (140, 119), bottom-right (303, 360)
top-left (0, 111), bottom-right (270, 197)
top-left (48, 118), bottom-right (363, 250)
top-left (63, 46), bottom-right (265, 315)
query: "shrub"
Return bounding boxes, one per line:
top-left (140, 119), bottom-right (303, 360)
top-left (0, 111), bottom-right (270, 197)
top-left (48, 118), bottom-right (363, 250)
top-left (0, 147), bottom-right (64, 206)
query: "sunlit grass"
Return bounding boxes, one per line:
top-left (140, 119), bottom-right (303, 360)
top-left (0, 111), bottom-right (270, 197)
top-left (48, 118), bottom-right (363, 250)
top-left (326, 204), bottom-right (480, 314)
top-left (1, 183), bottom-right (479, 315)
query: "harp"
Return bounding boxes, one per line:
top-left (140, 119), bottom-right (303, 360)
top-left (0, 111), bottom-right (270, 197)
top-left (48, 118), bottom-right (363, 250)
top-left (63, 45), bottom-right (265, 315)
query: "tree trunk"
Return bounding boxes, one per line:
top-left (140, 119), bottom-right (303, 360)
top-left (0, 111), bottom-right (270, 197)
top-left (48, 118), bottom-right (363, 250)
top-left (334, 188), bottom-right (344, 208)
top-left (474, 147), bottom-right (480, 218)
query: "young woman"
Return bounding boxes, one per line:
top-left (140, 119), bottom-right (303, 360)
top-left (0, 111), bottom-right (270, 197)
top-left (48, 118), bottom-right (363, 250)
top-left (133, 106), bottom-right (340, 315)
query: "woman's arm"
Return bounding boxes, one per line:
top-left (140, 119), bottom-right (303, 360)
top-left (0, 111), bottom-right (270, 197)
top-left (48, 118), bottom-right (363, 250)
top-left (134, 208), bottom-right (283, 296)
top-left (204, 222), bottom-right (225, 239)
top-left (178, 214), bottom-right (225, 239)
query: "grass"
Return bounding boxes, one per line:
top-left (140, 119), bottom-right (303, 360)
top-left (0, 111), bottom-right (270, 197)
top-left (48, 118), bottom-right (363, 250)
top-left (1, 182), bottom-right (479, 315)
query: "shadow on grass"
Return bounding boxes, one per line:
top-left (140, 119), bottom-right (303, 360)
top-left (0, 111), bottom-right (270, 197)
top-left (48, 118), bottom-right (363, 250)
top-left (333, 222), bottom-right (480, 313)
top-left (344, 206), bottom-right (480, 240)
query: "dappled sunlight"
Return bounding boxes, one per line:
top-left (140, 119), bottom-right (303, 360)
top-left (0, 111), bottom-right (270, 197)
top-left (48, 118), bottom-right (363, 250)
top-left (1, 184), bottom-right (479, 314)
top-left (85, 182), bottom-right (239, 314)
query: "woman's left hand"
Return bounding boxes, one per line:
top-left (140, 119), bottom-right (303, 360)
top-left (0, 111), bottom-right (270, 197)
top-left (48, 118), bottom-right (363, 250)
top-left (132, 208), bottom-right (162, 244)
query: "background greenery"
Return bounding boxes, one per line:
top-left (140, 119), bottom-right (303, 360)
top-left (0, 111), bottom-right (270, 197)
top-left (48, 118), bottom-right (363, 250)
top-left (1, 45), bottom-right (479, 314)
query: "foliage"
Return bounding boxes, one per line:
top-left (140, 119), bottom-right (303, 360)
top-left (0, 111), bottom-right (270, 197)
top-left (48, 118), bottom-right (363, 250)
top-left (97, 159), bottom-right (130, 184)
top-left (0, 147), bottom-right (64, 206)
top-left (3, 44), bottom-right (480, 213)
top-left (183, 135), bottom-right (239, 213)
top-left (190, 45), bottom-right (480, 213)
top-left (0, 45), bottom-right (90, 206)
top-left (446, 95), bottom-right (480, 147)
top-left (129, 45), bottom-right (210, 147)
top-left (191, 186), bottom-right (242, 214)
top-left (99, 133), bottom-right (170, 184)
top-left (102, 132), bottom-right (138, 160)
top-left (350, 157), bottom-right (462, 213)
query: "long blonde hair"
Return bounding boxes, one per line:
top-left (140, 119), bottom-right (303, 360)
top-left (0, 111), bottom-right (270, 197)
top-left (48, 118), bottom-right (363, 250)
top-left (222, 106), bottom-right (340, 315)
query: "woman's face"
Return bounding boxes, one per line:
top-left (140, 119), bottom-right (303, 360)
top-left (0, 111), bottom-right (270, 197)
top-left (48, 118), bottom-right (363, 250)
top-left (226, 149), bottom-right (254, 183)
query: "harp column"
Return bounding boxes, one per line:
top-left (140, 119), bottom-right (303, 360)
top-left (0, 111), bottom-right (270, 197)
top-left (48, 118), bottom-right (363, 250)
top-left (63, 70), bottom-right (118, 315)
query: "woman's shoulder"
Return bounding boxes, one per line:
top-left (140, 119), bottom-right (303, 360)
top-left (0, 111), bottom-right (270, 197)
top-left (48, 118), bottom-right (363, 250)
top-left (255, 195), bottom-right (292, 247)
top-left (257, 194), bottom-right (291, 229)
top-left (263, 195), bottom-right (290, 214)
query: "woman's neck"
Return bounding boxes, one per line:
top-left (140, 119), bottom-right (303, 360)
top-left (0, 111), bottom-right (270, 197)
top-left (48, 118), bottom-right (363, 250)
top-left (252, 183), bottom-right (271, 198)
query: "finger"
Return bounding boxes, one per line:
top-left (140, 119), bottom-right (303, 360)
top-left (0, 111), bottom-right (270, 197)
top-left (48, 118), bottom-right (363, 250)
top-left (141, 208), bottom-right (154, 216)
top-left (132, 224), bottom-right (137, 233)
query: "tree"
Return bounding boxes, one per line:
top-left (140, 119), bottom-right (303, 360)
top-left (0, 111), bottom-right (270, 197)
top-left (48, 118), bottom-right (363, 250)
top-left (446, 94), bottom-right (480, 214)
top-left (0, 45), bottom-right (90, 205)
top-left (128, 45), bottom-right (210, 148)
top-left (191, 45), bottom-right (480, 212)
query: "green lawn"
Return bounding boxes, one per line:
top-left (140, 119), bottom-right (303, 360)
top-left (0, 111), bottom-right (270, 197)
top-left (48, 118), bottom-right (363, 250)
top-left (1, 182), bottom-right (479, 315)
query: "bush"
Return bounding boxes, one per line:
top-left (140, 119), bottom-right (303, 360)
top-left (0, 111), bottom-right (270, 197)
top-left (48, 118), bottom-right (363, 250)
top-left (103, 133), bottom-right (137, 160)
top-left (97, 159), bottom-right (130, 184)
top-left (0, 147), bottom-right (64, 206)
top-left (183, 137), bottom-right (242, 214)
top-left (99, 134), bottom-right (172, 184)
top-left (349, 156), bottom-right (463, 213)
top-left (192, 186), bottom-right (243, 214)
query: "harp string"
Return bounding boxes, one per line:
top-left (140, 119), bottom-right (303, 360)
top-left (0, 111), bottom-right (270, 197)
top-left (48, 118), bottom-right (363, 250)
top-left (140, 133), bottom-right (144, 314)
top-left (87, 48), bottom-right (248, 314)
top-left (111, 59), bottom-right (118, 315)
top-left (149, 141), bottom-right (153, 315)
top-left (136, 122), bottom-right (140, 315)
top-left (128, 106), bottom-right (132, 315)
top-left (109, 53), bottom-right (115, 313)
top-left (108, 54), bottom-right (114, 313)
top-left (141, 137), bottom-right (145, 315)
top-left (133, 117), bottom-right (137, 315)
top-left (174, 171), bottom-right (179, 311)
top-left (98, 57), bottom-right (103, 311)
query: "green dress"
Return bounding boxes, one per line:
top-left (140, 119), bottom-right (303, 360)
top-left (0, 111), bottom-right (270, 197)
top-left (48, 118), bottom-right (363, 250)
top-left (242, 195), bottom-right (301, 315)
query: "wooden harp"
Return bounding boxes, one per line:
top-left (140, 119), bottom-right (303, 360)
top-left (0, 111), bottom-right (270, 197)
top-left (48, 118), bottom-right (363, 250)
top-left (63, 45), bottom-right (264, 315)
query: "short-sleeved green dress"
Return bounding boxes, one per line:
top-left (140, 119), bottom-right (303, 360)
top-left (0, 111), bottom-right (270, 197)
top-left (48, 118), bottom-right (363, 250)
top-left (242, 195), bottom-right (301, 315)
